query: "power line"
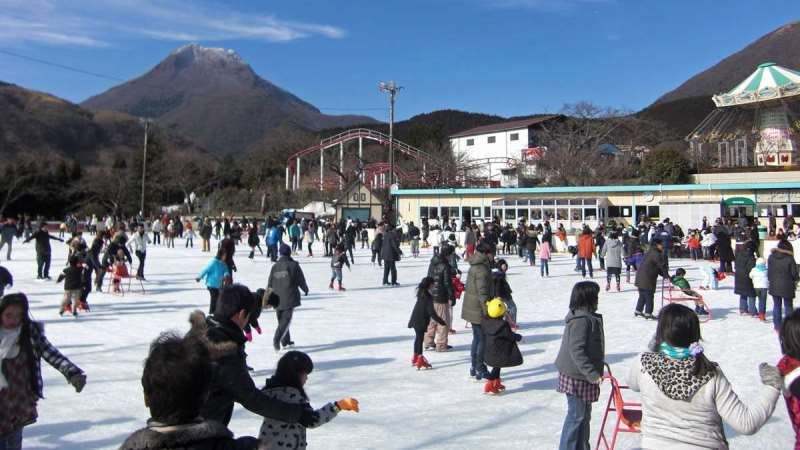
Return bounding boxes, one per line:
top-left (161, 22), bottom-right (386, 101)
top-left (0, 49), bottom-right (385, 113)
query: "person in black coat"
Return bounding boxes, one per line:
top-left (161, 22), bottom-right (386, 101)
top-left (634, 239), bottom-right (669, 319)
top-left (0, 264), bottom-right (13, 297)
top-left (381, 226), bottom-right (402, 286)
top-left (408, 277), bottom-right (446, 370)
top-left (734, 243), bottom-right (756, 315)
top-left (267, 244), bottom-right (309, 352)
top-left (188, 284), bottom-right (316, 429)
top-left (119, 331), bottom-right (259, 450)
top-left (714, 222), bottom-right (734, 273)
top-left (768, 240), bottom-right (800, 330)
top-left (371, 230), bottom-right (383, 267)
top-left (482, 298), bottom-right (523, 394)
top-left (24, 223), bottom-right (64, 279)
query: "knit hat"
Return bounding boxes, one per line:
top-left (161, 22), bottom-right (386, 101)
top-left (279, 243), bottom-right (291, 256)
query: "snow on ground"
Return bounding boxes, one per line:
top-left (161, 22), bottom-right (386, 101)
top-left (10, 236), bottom-right (792, 449)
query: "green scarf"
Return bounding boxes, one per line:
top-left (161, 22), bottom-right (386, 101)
top-left (659, 342), bottom-right (692, 360)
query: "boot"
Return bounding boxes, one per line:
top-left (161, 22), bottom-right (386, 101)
top-left (411, 353), bottom-right (419, 366)
top-left (759, 312), bottom-right (766, 322)
top-left (484, 379), bottom-right (501, 395)
top-left (696, 306), bottom-right (709, 316)
top-left (415, 355), bottom-right (432, 370)
top-left (496, 378), bottom-right (506, 392)
top-left (616, 282), bottom-right (621, 292)
top-left (337, 283), bottom-right (346, 291)
top-left (605, 282), bottom-right (610, 291)
top-left (65, 304), bottom-right (72, 313)
top-left (328, 281), bottom-right (334, 290)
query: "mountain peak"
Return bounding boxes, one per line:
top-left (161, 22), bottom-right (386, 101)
top-left (169, 43), bottom-right (246, 68)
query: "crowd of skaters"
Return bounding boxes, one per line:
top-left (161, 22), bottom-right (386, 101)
top-left (0, 208), bottom-right (799, 448)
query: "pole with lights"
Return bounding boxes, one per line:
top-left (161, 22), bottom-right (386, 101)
top-left (379, 81), bottom-right (402, 224)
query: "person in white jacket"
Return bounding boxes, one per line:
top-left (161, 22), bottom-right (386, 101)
top-left (749, 257), bottom-right (769, 321)
top-left (128, 225), bottom-right (150, 280)
top-left (628, 303), bottom-right (781, 450)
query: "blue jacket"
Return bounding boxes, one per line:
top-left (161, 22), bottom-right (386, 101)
top-left (198, 258), bottom-right (230, 289)
top-left (266, 227), bottom-right (283, 246)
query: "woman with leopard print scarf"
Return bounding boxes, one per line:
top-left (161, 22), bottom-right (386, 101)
top-left (628, 303), bottom-right (782, 449)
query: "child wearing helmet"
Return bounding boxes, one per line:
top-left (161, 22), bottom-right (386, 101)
top-left (481, 298), bottom-right (523, 395)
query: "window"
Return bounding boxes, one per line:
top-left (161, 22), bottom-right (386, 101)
top-left (518, 209), bottom-right (529, 221)
top-left (556, 199), bottom-right (569, 205)
top-left (584, 208), bottom-right (597, 220)
top-left (462, 207), bottom-right (472, 219)
top-left (429, 207), bottom-right (439, 219)
top-left (570, 199), bottom-right (583, 205)
top-left (472, 208), bottom-right (481, 218)
top-left (492, 208), bottom-right (501, 219)
top-left (543, 208), bottom-right (555, 220)
top-left (648, 206), bottom-right (660, 219)
top-left (419, 207), bottom-right (428, 218)
top-left (466, 139), bottom-right (474, 146)
top-left (505, 209), bottom-right (516, 221)
top-left (504, 200), bottom-right (516, 206)
top-left (542, 199), bottom-right (555, 206)
top-left (492, 199), bottom-right (503, 206)
top-left (531, 209), bottom-right (542, 221)
top-left (528, 199), bottom-right (542, 205)
top-left (488, 136), bottom-right (496, 144)
top-left (793, 204), bottom-right (800, 217)
top-left (608, 206), bottom-right (632, 218)
top-left (584, 199), bottom-right (597, 205)
top-left (517, 199), bottom-right (529, 206)
top-left (484, 207), bottom-right (491, 218)
top-left (449, 207), bottom-right (460, 218)
top-left (557, 208), bottom-right (568, 220)
top-left (571, 209), bottom-right (582, 221)
top-left (510, 133), bottom-right (519, 141)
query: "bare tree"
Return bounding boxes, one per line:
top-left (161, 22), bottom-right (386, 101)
top-left (0, 154), bottom-right (46, 216)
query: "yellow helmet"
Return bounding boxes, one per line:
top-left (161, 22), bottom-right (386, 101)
top-left (486, 298), bottom-right (507, 319)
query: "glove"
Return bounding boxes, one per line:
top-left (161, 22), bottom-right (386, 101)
top-left (253, 324), bottom-right (262, 335)
top-left (759, 362), bottom-right (783, 391)
top-left (244, 331), bottom-right (253, 342)
top-left (336, 398), bottom-right (360, 413)
top-left (195, 277), bottom-right (201, 282)
top-left (298, 406), bottom-right (319, 427)
top-left (304, 291), bottom-right (309, 296)
top-left (69, 373), bottom-right (86, 393)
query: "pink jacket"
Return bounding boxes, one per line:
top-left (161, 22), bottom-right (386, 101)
top-left (539, 241), bottom-right (551, 260)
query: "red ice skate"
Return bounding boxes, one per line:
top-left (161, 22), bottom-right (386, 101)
top-left (483, 379), bottom-right (501, 395)
top-left (415, 355), bottom-right (432, 370)
top-left (411, 353), bottom-right (419, 366)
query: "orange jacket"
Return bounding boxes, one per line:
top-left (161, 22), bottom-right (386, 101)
top-left (577, 234), bottom-right (595, 258)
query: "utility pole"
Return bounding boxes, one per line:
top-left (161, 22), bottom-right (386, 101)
top-left (140, 118), bottom-right (150, 217)
top-left (379, 81), bottom-right (402, 187)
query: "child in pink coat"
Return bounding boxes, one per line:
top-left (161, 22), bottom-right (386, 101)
top-left (540, 238), bottom-right (552, 277)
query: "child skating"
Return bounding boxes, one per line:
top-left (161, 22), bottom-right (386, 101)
top-left (329, 243), bottom-right (350, 291)
top-left (57, 255), bottom-right (84, 317)
top-left (481, 298), bottom-right (523, 395)
top-left (408, 276), bottom-right (446, 370)
top-left (670, 268), bottom-right (709, 316)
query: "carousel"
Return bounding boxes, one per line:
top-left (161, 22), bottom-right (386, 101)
top-left (687, 62), bottom-right (800, 168)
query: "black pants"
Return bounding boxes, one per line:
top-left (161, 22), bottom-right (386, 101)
top-left (153, 231), bottom-right (160, 245)
top-left (383, 260), bottom-right (397, 284)
top-left (606, 267), bottom-right (621, 283)
top-left (308, 241), bottom-right (313, 256)
top-left (636, 288), bottom-right (655, 314)
top-left (372, 250), bottom-right (382, 266)
top-left (487, 366), bottom-right (502, 380)
top-left (274, 308), bottom-right (294, 348)
top-left (135, 250), bottom-right (146, 279)
top-left (208, 288), bottom-right (220, 315)
top-left (413, 328), bottom-right (425, 354)
top-left (347, 247), bottom-right (354, 263)
top-left (249, 245), bottom-right (263, 259)
top-left (36, 251), bottom-right (51, 278)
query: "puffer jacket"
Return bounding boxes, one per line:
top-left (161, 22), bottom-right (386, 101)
top-left (427, 255), bottom-right (454, 304)
top-left (554, 309), bottom-right (604, 382)
top-left (257, 383), bottom-right (339, 450)
top-left (482, 317), bottom-right (522, 368)
top-left (600, 239), bottom-right (623, 268)
top-left (577, 234), bottom-right (594, 259)
top-left (119, 420), bottom-right (257, 450)
top-left (628, 353), bottom-right (779, 450)
top-left (768, 248), bottom-right (800, 299)
top-left (461, 252), bottom-right (493, 324)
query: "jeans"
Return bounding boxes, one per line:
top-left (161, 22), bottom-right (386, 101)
top-left (541, 259), bottom-right (549, 276)
top-left (0, 427), bottom-right (22, 450)
top-left (756, 288), bottom-right (768, 315)
top-left (559, 394), bottom-right (592, 450)
top-left (274, 308), bottom-right (294, 348)
top-left (207, 288), bottom-right (220, 315)
top-left (636, 288), bottom-right (655, 314)
top-left (135, 250), bottom-right (146, 279)
top-left (153, 231), bottom-right (160, 245)
top-left (331, 268), bottom-right (343, 283)
top-left (36, 251), bottom-right (51, 278)
top-left (739, 295), bottom-right (755, 314)
top-left (0, 238), bottom-right (12, 260)
top-left (470, 323), bottom-right (486, 374)
top-left (578, 257), bottom-right (593, 278)
top-left (772, 296), bottom-right (794, 329)
top-left (411, 238), bottom-right (419, 256)
top-left (383, 260), bottom-right (397, 284)
top-left (598, 257), bottom-right (605, 270)
top-left (269, 244), bottom-right (278, 262)
top-left (528, 249), bottom-right (536, 266)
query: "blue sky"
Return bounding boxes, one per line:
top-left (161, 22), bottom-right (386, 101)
top-left (0, 0), bottom-right (795, 121)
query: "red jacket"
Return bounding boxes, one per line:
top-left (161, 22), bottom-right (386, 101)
top-left (779, 355), bottom-right (800, 450)
top-left (577, 234), bottom-right (595, 259)
top-left (687, 237), bottom-right (701, 249)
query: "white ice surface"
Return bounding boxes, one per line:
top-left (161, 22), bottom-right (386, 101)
top-left (7, 237), bottom-right (791, 449)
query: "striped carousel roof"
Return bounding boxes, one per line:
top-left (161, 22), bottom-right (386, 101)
top-left (712, 62), bottom-right (800, 107)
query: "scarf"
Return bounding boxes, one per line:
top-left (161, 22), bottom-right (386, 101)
top-left (659, 342), bottom-right (703, 360)
top-left (0, 326), bottom-right (22, 390)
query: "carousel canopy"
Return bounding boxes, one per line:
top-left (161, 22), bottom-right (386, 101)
top-left (713, 62), bottom-right (800, 107)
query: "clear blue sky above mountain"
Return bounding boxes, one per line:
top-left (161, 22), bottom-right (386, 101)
top-left (0, 0), bottom-right (795, 121)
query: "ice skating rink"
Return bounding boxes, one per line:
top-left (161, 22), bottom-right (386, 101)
top-left (11, 238), bottom-right (792, 449)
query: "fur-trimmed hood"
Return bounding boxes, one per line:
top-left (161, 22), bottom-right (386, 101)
top-left (118, 419), bottom-right (257, 450)
top-left (187, 311), bottom-right (241, 361)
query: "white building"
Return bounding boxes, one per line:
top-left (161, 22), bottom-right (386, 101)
top-left (449, 116), bottom-right (560, 187)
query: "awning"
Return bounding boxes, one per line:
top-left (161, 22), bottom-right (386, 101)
top-left (722, 197), bottom-right (755, 207)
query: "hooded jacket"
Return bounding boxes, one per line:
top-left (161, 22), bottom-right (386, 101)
top-left (554, 309), bottom-right (604, 382)
top-left (188, 312), bottom-right (302, 426)
top-left (119, 419), bottom-right (257, 450)
top-left (600, 239), bottom-right (623, 268)
top-left (481, 317), bottom-right (522, 368)
top-left (577, 234), bottom-right (595, 259)
top-left (267, 256), bottom-right (309, 311)
top-left (628, 353), bottom-right (779, 450)
top-left (768, 248), bottom-right (800, 299)
top-left (461, 252), bottom-right (493, 324)
top-left (635, 247), bottom-right (669, 291)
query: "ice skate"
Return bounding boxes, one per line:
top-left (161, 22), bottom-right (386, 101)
top-left (483, 379), bottom-right (501, 395)
top-left (337, 283), bottom-right (346, 291)
top-left (415, 355), bottom-right (432, 370)
top-left (411, 354), bottom-right (419, 366)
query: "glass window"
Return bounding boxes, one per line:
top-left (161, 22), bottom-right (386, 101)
top-left (556, 199), bottom-right (569, 205)
top-left (529, 199), bottom-right (542, 205)
top-left (491, 199), bottom-right (503, 206)
top-left (760, 204), bottom-right (787, 218)
top-left (584, 208), bottom-right (597, 220)
top-left (570, 199), bottom-right (583, 205)
top-left (635, 206), bottom-right (648, 221)
top-left (517, 199), bottom-right (529, 206)
top-left (449, 207), bottom-right (460, 218)
top-left (557, 208), bottom-right (568, 220)
top-left (488, 136), bottom-right (496, 144)
top-left (484, 207), bottom-right (491, 218)
top-left (531, 209), bottom-right (543, 220)
top-left (571, 209), bottom-right (582, 221)
top-left (466, 139), bottom-right (474, 146)
top-left (584, 199), bottom-right (597, 205)
top-left (420, 206), bottom-right (428, 218)
top-left (505, 209), bottom-right (516, 221)
top-left (793, 204), bottom-right (800, 217)
top-left (518, 209), bottom-right (529, 221)
top-left (542, 199), bottom-right (555, 205)
top-left (504, 200), bottom-right (516, 206)
top-left (510, 133), bottom-right (519, 141)
top-left (430, 207), bottom-right (440, 219)
top-left (543, 208), bottom-right (555, 220)
top-left (462, 207), bottom-right (471, 219)
top-left (648, 206), bottom-right (660, 219)
top-left (472, 208), bottom-right (481, 218)
top-left (608, 206), bottom-right (620, 217)
top-left (491, 208), bottom-right (501, 219)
